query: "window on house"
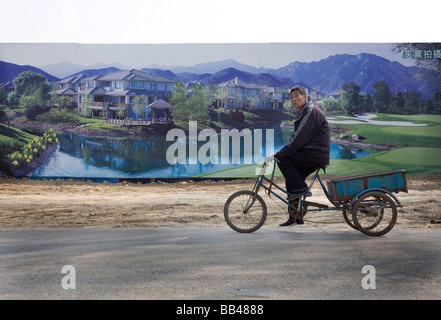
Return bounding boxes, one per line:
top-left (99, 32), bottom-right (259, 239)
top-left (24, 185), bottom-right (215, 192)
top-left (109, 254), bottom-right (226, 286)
top-left (150, 83), bottom-right (157, 91)
top-left (130, 81), bottom-right (144, 88)
top-left (87, 81), bottom-right (94, 88)
top-left (115, 81), bottom-right (121, 89)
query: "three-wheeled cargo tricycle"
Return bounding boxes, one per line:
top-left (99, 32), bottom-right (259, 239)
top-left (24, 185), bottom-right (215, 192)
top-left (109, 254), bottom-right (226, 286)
top-left (224, 157), bottom-right (408, 236)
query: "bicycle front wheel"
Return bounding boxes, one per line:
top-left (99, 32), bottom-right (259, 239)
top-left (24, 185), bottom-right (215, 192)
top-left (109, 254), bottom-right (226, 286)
top-left (224, 190), bottom-right (267, 233)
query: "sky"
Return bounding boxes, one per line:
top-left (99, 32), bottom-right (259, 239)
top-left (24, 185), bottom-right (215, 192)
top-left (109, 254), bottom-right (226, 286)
top-left (0, 43), bottom-right (416, 69)
top-left (1, 0), bottom-right (439, 69)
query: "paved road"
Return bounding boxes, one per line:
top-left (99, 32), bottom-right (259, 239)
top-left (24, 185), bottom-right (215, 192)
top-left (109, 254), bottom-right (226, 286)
top-left (0, 227), bottom-right (440, 300)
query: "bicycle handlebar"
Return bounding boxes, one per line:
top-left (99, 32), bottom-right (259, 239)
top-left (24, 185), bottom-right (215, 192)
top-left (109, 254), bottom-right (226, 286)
top-left (264, 155), bottom-right (279, 165)
top-left (257, 155), bottom-right (278, 176)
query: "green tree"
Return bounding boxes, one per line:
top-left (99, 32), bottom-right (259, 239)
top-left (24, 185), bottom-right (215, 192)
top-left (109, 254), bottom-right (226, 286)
top-left (189, 83), bottom-right (210, 126)
top-left (432, 90), bottom-right (441, 114)
top-left (419, 98), bottom-right (433, 114)
top-left (0, 88), bottom-right (7, 105)
top-left (202, 82), bottom-right (216, 110)
top-left (322, 98), bottom-right (342, 113)
top-left (21, 87), bottom-right (46, 120)
top-left (83, 92), bottom-right (92, 118)
top-left (7, 92), bottom-right (19, 107)
top-left (169, 80), bottom-right (190, 123)
top-left (403, 90), bottom-right (420, 114)
top-left (341, 82), bottom-right (361, 115)
top-left (13, 71), bottom-right (51, 120)
top-left (390, 92), bottom-right (405, 114)
top-left (283, 99), bottom-right (292, 113)
top-left (362, 93), bottom-right (373, 112)
top-left (117, 107), bottom-right (125, 119)
top-left (13, 71), bottom-right (50, 99)
top-left (373, 80), bottom-right (391, 113)
top-left (133, 95), bottom-right (147, 119)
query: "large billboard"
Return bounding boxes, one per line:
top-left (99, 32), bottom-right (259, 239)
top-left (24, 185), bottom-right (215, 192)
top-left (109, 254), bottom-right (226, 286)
top-left (1, 43), bottom-right (440, 179)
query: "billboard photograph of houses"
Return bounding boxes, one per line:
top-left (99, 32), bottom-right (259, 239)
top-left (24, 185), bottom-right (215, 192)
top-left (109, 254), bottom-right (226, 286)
top-left (1, 42), bottom-right (440, 180)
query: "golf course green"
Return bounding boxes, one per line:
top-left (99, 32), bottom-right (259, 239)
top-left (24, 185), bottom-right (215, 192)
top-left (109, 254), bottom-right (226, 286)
top-left (197, 113), bottom-right (441, 178)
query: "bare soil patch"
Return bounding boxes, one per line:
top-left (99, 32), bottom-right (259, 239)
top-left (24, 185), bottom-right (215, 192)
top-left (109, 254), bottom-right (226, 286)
top-left (0, 175), bottom-right (440, 230)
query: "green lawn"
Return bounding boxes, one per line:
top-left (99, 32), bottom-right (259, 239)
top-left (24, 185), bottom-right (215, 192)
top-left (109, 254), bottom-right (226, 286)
top-left (196, 159), bottom-right (392, 178)
top-left (196, 147), bottom-right (441, 178)
top-left (0, 124), bottom-right (38, 145)
top-left (352, 147), bottom-right (441, 174)
top-left (84, 123), bottom-right (127, 132)
top-left (335, 114), bottom-right (441, 148)
top-left (197, 113), bottom-right (441, 178)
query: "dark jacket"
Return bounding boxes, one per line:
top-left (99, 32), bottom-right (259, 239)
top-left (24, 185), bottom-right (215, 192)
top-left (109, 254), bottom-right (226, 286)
top-left (277, 103), bottom-right (330, 166)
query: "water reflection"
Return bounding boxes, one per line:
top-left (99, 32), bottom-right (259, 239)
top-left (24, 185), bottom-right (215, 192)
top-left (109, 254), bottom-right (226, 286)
top-left (31, 127), bottom-right (372, 178)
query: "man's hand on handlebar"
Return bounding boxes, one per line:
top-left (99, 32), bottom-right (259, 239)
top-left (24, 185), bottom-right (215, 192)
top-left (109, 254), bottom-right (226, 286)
top-left (265, 154), bottom-right (279, 163)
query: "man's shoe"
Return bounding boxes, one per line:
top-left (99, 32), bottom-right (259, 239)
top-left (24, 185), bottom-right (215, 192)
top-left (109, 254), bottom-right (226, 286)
top-left (279, 217), bottom-right (304, 226)
top-left (287, 188), bottom-right (312, 201)
top-left (279, 217), bottom-right (295, 227)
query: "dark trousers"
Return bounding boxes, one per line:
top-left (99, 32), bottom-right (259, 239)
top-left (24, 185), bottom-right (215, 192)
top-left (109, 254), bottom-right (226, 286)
top-left (276, 151), bottom-right (318, 195)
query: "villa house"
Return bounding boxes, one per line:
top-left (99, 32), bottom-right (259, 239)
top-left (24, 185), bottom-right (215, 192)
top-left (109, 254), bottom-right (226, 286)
top-left (56, 69), bottom-right (330, 123)
top-left (262, 87), bottom-right (290, 110)
top-left (215, 77), bottom-right (266, 110)
top-left (307, 89), bottom-right (326, 107)
top-left (327, 89), bottom-right (345, 101)
top-left (57, 69), bottom-right (174, 121)
top-left (214, 78), bottom-right (330, 111)
top-left (56, 74), bottom-right (87, 107)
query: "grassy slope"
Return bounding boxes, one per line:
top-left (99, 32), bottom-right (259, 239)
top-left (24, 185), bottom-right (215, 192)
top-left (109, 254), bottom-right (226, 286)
top-left (0, 124), bottom-right (38, 145)
top-left (197, 113), bottom-right (441, 178)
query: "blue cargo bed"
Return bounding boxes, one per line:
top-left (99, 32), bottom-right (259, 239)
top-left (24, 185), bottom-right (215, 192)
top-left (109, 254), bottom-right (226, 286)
top-left (326, 170), bottom-right (408, 202)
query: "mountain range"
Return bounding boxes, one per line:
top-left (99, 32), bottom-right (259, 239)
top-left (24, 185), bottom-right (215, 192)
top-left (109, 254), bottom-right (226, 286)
top-left (273, 53), bottom-right (436, 97)
top-left (1, 53), bottom-right (437, 98)
top-left (0, 61), bottom-right (59, 83)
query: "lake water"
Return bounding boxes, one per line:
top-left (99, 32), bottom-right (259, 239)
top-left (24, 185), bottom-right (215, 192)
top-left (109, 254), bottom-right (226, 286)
top-left (30, 126), bottom-right (372, 178)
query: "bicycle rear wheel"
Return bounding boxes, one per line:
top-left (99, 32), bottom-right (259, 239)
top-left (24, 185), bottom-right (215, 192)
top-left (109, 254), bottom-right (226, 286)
top-left (342, 210), bottom-right (358, 230)
top-left (352, 191), bottom-right (397, 236)
top-left (224, 190), bottom-right (267, 233)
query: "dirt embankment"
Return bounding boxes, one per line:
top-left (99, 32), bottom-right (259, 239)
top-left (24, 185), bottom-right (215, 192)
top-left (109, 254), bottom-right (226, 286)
top-left (0, 174), bottom-right (440, 230)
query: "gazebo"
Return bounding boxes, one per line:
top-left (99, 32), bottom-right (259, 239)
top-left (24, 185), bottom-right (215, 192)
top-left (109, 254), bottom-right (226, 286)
top-left (148, 99), bottom-right (171, 123)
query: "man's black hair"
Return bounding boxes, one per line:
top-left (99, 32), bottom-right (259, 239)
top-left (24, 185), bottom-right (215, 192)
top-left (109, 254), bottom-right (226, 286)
top-left (290, 85), bottom-right (307, 96)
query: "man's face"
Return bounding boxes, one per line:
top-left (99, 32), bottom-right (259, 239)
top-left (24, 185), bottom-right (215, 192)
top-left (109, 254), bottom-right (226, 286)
top-left (290, 90), bottom-right (307, 110)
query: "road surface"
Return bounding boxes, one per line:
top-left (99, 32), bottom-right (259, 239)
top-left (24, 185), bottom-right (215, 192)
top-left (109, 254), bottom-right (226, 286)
top-left (0, 227), bottom-right (440, 300)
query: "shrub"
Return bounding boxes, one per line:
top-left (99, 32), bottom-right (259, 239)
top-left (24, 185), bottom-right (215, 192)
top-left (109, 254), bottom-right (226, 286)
top-left (36, 108), bottom-right (81, 125)
top-left (7, 128), bottom-right (58, 170)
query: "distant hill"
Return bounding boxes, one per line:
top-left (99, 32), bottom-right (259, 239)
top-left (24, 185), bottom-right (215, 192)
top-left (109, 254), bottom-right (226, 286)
top-left (67, 67), bottom-right (122, 78)
top-left (273, 53), bottom-right (436, 97)
top-left (152, 59), bottom-right (272, 75)
top-left (40, 61), bottom-right (132, 79)
top-left (176, 72), bottom-right (212, 83)
top-left (38, 61), bottom-right (87, 79)
top-left (0, 61), bottom-right (59, 83)
top-left (182, 68), bottom-right (293, 87)
top-left (140, 68), bottom-right (180, 81)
